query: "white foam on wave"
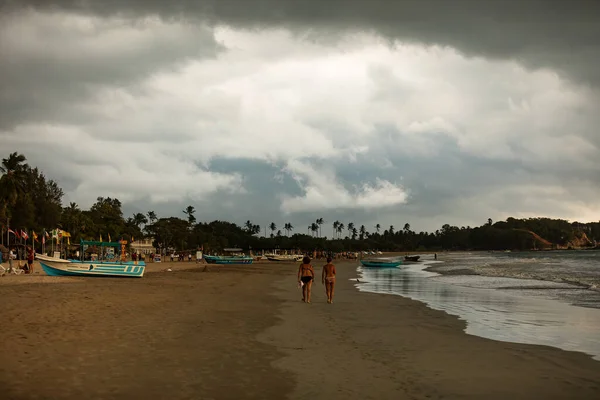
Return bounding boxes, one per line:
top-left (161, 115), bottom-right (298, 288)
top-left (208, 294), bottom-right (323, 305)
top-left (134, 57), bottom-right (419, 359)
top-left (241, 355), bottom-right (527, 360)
top-left (354, 259), bottom-right (600, 361)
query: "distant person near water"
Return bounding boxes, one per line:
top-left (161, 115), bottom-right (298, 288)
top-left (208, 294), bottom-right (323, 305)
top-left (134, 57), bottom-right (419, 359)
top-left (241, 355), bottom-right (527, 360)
top-left (298, 256), bottom-right (315, 303)
top-left (322, 257), bottom-right (336, 304)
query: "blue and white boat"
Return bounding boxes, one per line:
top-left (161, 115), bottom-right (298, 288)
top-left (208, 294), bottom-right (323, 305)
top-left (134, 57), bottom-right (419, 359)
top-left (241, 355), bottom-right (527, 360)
top-left (36, 254), bottom-right (145, 277)
top-left (360, 259), bottom-right (403, 268)
top-left (203, 255), bottom-right (253, 265)
top-left (36, 239), bottom-right (145, 278)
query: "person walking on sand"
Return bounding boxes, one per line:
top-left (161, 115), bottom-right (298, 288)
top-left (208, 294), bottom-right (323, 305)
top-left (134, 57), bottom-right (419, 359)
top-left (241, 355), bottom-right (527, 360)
top-left (27, 246), bottom-right (34, 274)
top-left (322, 257), bottom-right (336, 304)
top-left (298, 256), bottom-right (315, 303)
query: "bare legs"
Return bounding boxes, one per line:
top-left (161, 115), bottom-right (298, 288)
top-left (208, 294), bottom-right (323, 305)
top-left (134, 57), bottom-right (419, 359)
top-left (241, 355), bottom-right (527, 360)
top-left (302, 283), bottom-right (307, 302)
top-left (325, 281), bottom-right (335, 303)
top-left (301, 280), bottom-right (313, 303)
top-left (305, 280), bottom-right (313, 303)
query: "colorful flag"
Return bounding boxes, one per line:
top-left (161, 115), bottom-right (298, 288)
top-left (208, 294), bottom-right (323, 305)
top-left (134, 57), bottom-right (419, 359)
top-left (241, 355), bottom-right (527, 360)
top-left (100, 234), bottom-right (103, 242)
top-left (42, 234), bottom-right (46, 244)
top-left (8, 228), bottom-right (17, 237)
top-left (21, 230), bottom-right (29, 240)
top-left (45, 231), bottom-right (50, 238)
top-left (108, 233), bottom-right (111, 242)
top-left (32, 231), bottom-right (38, 242)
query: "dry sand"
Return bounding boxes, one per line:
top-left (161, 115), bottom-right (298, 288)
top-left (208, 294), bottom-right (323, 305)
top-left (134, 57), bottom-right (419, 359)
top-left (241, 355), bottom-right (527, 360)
top-left (1, 260), bottom-right (599, 399)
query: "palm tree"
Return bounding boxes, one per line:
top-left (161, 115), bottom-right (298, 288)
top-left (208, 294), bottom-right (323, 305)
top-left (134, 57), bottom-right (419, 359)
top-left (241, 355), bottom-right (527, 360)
top-left (347, 222), bottom-right (355, 238)
top-left (245, 220), bottom-right (253, 233)
top-left (389, 225), bottom-right (395, 235)
top-left (147, 211), bottom-right (157, 224)
top-left (183, 205), bottom-right (196, 225)
top-left (316, 218), bottom-right (324, 237)
top-left (333, 221), bottom-right (340, 239)
top-left (276, 229), bottom-right (282, 237)
top-left (337, 222), bottom-right (345, 239)
top-left (375, 223), bottom-right (381, 234)
top-left (359, 225), bottom-right (366, 240)
top-left (284, 222), bottom-right (294, 236)
top-left (132, 212), bottom-right (148, 228)
top-left (403, 223), bottom-right (411, 232)
top-left (269, 222), bottom-right (277, 237)
top-left (310, 222), bottom-right (319, 237)
top-left (0, 152), bottom-right (28, 206)
top-left (61, 202), bottom-right (82, 238)
top-left (351, 227), bottom-right (358, 240)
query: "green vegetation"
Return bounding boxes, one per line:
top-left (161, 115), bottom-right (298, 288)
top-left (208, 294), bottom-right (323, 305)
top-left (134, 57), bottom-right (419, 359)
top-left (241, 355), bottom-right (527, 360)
top-left (1, 153), bottom-right (599, 253)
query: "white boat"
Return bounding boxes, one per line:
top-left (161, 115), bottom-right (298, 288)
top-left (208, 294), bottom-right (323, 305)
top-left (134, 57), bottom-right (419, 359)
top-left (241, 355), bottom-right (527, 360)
top-left (36, 254), bottom-right (145, 278)
top-left (266, 254), bottom-right (304, 262)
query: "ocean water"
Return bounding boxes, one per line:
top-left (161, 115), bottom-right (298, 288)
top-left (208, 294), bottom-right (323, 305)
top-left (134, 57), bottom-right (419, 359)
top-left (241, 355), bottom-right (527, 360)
top-left (355, 251), bottom-right (600, 361)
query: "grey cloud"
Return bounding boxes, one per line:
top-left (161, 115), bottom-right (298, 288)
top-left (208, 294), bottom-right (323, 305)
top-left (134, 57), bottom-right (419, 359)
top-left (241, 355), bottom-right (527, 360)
top-left (0, 9), bottom-right (220, 130)
top-left (5, 0), bottom-right (600, 87)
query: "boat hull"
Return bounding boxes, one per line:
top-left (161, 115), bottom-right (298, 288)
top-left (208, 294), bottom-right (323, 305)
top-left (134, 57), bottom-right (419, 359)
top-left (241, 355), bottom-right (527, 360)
top-left (204, 255), bottom-right (253, 265)
top-left (360, 260), bottom-right (402, 268)
top-left (37, 256), bottom-right (145, 278)
top-left (266, 256), bottom-right (303, 262)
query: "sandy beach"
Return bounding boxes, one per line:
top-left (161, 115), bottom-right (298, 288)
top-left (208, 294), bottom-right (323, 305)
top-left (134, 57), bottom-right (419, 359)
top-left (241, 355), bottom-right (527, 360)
top-left (1, 260), bottom-right (599, 399)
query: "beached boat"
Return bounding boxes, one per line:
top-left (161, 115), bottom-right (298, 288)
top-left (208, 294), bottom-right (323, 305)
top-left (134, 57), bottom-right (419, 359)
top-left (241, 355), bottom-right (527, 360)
top-left (203, 255), bottom-right (253, 264)
top-left (266, 254), bottom-right (304, 262)
top-left (404, 255), bottom-right (420, 262)
top-left (36, 254), bottom-right (145, 278)
top-left (360, 259), bottom-right (403, 268)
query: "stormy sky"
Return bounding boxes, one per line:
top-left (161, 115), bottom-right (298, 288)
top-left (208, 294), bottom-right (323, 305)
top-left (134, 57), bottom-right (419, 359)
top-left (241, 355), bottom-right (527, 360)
top-left (1, 0), bottom-right (599, 234)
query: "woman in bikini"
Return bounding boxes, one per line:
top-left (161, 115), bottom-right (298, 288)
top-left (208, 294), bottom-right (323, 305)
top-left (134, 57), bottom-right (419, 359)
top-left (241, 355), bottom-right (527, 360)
top-left (322, 257), bottom-right (336, 304)
top-left (298, 256), bottom-right (315, 303)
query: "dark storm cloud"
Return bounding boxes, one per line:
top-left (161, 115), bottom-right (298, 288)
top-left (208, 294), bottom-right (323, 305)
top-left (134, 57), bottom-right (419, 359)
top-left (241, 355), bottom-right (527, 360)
top-left (5, 0), bottom-right (600, 87)
top-left (0, 8), bottom-right (221, 130)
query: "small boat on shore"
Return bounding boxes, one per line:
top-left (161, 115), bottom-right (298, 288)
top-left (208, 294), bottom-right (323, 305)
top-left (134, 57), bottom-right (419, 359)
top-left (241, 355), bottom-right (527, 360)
top-left (36, 254), bottom-right (145, 278)
top-left (203, 255), bottom-right (253, 264)
top-left (266, 254), bottom-right (304, 262)
top-left (360, 259), bottom-right (403, 268)
top-left (404, 255), bottom-right (420, 262)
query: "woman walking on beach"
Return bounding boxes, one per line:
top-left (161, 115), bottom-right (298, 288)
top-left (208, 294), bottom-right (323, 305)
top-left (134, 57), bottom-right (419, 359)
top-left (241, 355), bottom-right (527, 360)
top-left (298, 256), bottom-right (315, 303)
top-left (322, 257), bottom-right (336, 304)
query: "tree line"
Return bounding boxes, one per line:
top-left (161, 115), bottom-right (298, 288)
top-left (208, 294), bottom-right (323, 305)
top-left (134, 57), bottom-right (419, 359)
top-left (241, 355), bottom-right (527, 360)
top-left (1, 152), bottom-right (599, 253)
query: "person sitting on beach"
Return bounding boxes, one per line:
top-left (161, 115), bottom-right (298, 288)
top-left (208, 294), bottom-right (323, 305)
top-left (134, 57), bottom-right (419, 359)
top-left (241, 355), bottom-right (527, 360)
top-left (298, 256), bottom-right (315, 303)
top-left (322, 257), bottom-right (336, 304)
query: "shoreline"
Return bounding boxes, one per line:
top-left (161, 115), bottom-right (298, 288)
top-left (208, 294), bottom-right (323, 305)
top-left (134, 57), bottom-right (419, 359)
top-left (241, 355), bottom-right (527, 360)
top-left (264, 262), bottom-right (600, 399)
top-left (1, 261), bottom-right (599, 398)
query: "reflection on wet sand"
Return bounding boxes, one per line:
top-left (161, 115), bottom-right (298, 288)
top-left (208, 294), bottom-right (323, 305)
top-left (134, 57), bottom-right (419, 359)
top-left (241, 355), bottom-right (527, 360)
top-left (356, 263), bottom-right (600, 361)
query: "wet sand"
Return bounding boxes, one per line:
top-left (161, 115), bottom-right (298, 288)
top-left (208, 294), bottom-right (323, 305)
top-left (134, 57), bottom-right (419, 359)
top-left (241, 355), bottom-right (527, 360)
top-left (1, 260), bottom-right (599, 399)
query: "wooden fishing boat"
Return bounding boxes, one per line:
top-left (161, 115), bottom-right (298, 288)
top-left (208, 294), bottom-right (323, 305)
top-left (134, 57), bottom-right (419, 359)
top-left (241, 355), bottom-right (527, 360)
top-left (360, 259), bottom-right (403, 268)
top-left (404, 255), bottom-right (420, 262)
top-left (266, 254), bottom-right (304, 262)
top-left (203, 255), bottom-right (253, 264)
top-left (36, 254), bottom-right (145, 278)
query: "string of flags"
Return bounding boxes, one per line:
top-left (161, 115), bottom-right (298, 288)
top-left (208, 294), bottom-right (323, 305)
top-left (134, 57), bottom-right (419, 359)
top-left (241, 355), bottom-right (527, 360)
top-left (3, 226), bottom-right (131, 246)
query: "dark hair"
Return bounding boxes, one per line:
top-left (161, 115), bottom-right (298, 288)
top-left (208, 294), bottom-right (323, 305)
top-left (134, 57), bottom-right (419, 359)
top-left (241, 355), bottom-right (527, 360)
top-left (303, 256), bottom-right (311, 264)
top-left (327, 257), bottom-right (332, 263)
